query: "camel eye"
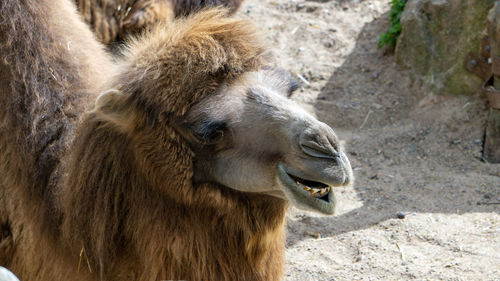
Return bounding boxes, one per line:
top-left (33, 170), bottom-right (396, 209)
top-left (194, 120), bottom-right (228, 145)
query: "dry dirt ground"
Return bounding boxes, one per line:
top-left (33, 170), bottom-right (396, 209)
top-left (237, 0), bottom-right (500, 280)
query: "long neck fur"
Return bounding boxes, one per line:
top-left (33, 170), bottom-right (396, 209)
top-left (63, 116), bottom-right (287, 280)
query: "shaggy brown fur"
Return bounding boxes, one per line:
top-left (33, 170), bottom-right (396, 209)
top-left (0, 0), bottom-right (286, 279)
top-left (75, 0), bottom-right (243, 45)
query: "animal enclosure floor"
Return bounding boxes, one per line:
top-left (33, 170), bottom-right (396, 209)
top-left (238, 0), bottom-right (500, 279)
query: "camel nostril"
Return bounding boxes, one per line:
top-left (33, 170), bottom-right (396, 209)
top-left (300, 141), bottom-right (339, 159)
top-left (328, 137), bottom-right (340, 153)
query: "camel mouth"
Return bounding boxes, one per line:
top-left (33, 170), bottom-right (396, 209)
top-left (288, 174), bottom-right (331, 201)
top-left (276, 163), bottom-right (336, 215)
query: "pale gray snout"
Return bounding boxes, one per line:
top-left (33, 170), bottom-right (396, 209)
top-left (292, 122), bottom-right (352, 187)
top-left (299, 124), bottom-right (340, 160)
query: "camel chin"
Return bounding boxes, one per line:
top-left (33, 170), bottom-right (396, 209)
top-left (276, 155), bottom-right (352, 215)
top-left (276, 164), bottom-right (335, 214)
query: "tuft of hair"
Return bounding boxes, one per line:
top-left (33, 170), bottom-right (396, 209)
top-left (107, 7), bottom-right (269, 123)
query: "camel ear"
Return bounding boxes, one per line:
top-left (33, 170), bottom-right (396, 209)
top-left (261, 67), bottom-right (299, 97)
top-left (94, 89), bottom-right (136, 131)
top-left (94, 89), bottom-right (123, 113)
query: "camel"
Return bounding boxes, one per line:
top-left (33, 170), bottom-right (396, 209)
top-left (0, 0), bottom-right (353, 280)
top-left (75, 0), bottom-right (243, 45)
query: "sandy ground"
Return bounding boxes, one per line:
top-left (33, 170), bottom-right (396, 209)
top-left (238, 0), bottom-right (500, 280)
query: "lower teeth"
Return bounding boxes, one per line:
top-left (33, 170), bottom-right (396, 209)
top-left (296, 181), bottom-right (330, 198)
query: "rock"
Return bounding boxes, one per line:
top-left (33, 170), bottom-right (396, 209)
top-left (483, 193), bottom-right (493, 199)
top-left (395, 0), bottom-right (495, 95)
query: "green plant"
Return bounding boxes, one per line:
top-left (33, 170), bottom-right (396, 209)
top-left (378, 0), bottom-right (408, 49)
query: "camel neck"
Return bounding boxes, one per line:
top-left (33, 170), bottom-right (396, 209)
top-left (122, 186), bottom-right (288, 281)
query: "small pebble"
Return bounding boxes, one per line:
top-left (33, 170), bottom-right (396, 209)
top-left (306, 6), bottom-right (318, 13)
top-left (309, 232), bottom-right (321, 239)
top-left (396, 212), bottom-right (406, 219)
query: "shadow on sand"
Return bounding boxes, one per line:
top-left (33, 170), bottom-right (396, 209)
top-left (286, 12), bottom-right (500, 246)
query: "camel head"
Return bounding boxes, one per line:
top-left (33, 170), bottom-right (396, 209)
top-left (183, 68), bottom-right (352, 214)
top-left (95, 9), bottom-right (352, 215)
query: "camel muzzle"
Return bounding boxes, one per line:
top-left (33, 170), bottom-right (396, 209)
top-left (275, 121), bottom-right (352, 214)
top-left (276, 163), bottom-right (338, 215)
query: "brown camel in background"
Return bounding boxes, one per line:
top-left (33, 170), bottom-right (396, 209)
top-left (75, 0), bottom-right (243, 44)
top-left (0, 0), bottom-right (352, 280)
